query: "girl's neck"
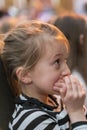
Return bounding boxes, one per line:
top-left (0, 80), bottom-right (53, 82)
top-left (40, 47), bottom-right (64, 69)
top-left (21, 86), bottom-right (49, 104)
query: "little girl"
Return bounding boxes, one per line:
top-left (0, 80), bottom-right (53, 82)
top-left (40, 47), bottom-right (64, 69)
top-left (1, 20), bottom-right (87, 130)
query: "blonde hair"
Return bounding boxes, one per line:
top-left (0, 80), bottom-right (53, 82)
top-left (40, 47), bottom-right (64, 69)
top-left (1, 20), bottom-right (69, 96)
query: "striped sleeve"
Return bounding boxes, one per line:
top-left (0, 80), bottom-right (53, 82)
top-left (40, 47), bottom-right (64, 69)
top-left (72, 121), bottom-right (87, 130)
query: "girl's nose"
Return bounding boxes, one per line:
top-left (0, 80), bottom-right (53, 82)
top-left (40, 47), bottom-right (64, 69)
top-left (60, 63), bottom-right (71, 78)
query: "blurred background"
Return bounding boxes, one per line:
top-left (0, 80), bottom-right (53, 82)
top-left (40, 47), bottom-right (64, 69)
top-left (0, 0), bottom-right (87, 33)
top-left (0, 0), bottom-right (86, 21)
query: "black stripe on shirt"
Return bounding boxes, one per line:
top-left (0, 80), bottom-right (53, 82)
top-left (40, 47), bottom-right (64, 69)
top-left (58, 114), bottom-right (70, 125)
top-left (44, 122), bottom-right (56, 130)
top-left (72, 121), bottom-right (87, 129)
top-left (13, 109), bottom-right (38, 130)
top-left (25, 115), bottom-right (53, 130)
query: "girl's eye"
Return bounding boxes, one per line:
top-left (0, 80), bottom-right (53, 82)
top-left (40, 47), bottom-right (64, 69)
top-left (55, 59), bottom-right (60, 65)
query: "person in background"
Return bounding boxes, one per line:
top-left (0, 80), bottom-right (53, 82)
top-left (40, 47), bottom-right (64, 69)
top-left (26, 0), bottom-right (56, 22)
top-left (53, 13), bottom-right (87, 113)
top-left (73, 0), bottom-right (87, 15)
top-left (0, 38), bottom-right (15, 130)
top-left (1, 20), bottom-right (87, 130)
top-left (0, 17), bottom-right (18, 130)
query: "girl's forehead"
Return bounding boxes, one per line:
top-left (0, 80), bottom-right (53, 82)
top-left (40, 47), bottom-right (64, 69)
top-left (44, 39), bottom-right (69, 58)
top-left (46, 37), bottom-right (69, 53)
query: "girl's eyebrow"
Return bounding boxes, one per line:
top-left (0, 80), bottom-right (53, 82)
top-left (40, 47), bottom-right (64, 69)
top-left (53, 53), bottom-right (69, 59)
top-left (51, 54), bottom-right (62, 60)
top-left (54, 53), bottom-right (63, 58)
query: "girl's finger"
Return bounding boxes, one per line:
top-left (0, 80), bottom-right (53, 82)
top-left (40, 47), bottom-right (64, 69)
top-left (53, 82), bottom-right (67, 97)
top-left (63, 75), bottom-right (72, 96)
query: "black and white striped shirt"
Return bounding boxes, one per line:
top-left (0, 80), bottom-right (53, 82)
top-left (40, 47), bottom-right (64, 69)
top-left (8, 94), bottom-right (87, 130)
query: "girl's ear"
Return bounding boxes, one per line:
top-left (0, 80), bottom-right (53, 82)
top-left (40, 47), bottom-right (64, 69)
top-left (16, 67), bottom-right (32, 84)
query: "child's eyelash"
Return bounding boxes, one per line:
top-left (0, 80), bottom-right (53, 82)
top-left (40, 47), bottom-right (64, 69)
top-left (55, 58), bottom-right (67, 65)
top-left (55, 59), bottom-right (60, 64)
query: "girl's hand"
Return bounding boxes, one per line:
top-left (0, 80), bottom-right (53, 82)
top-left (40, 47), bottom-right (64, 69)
top-left (53, 75), bottom-right (86, 122)
top-left (63, 75), bottom-right (85, 112)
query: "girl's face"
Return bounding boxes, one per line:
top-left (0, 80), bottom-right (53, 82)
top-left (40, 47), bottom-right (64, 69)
top-left (28, 39), bottom-right (70, 99)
